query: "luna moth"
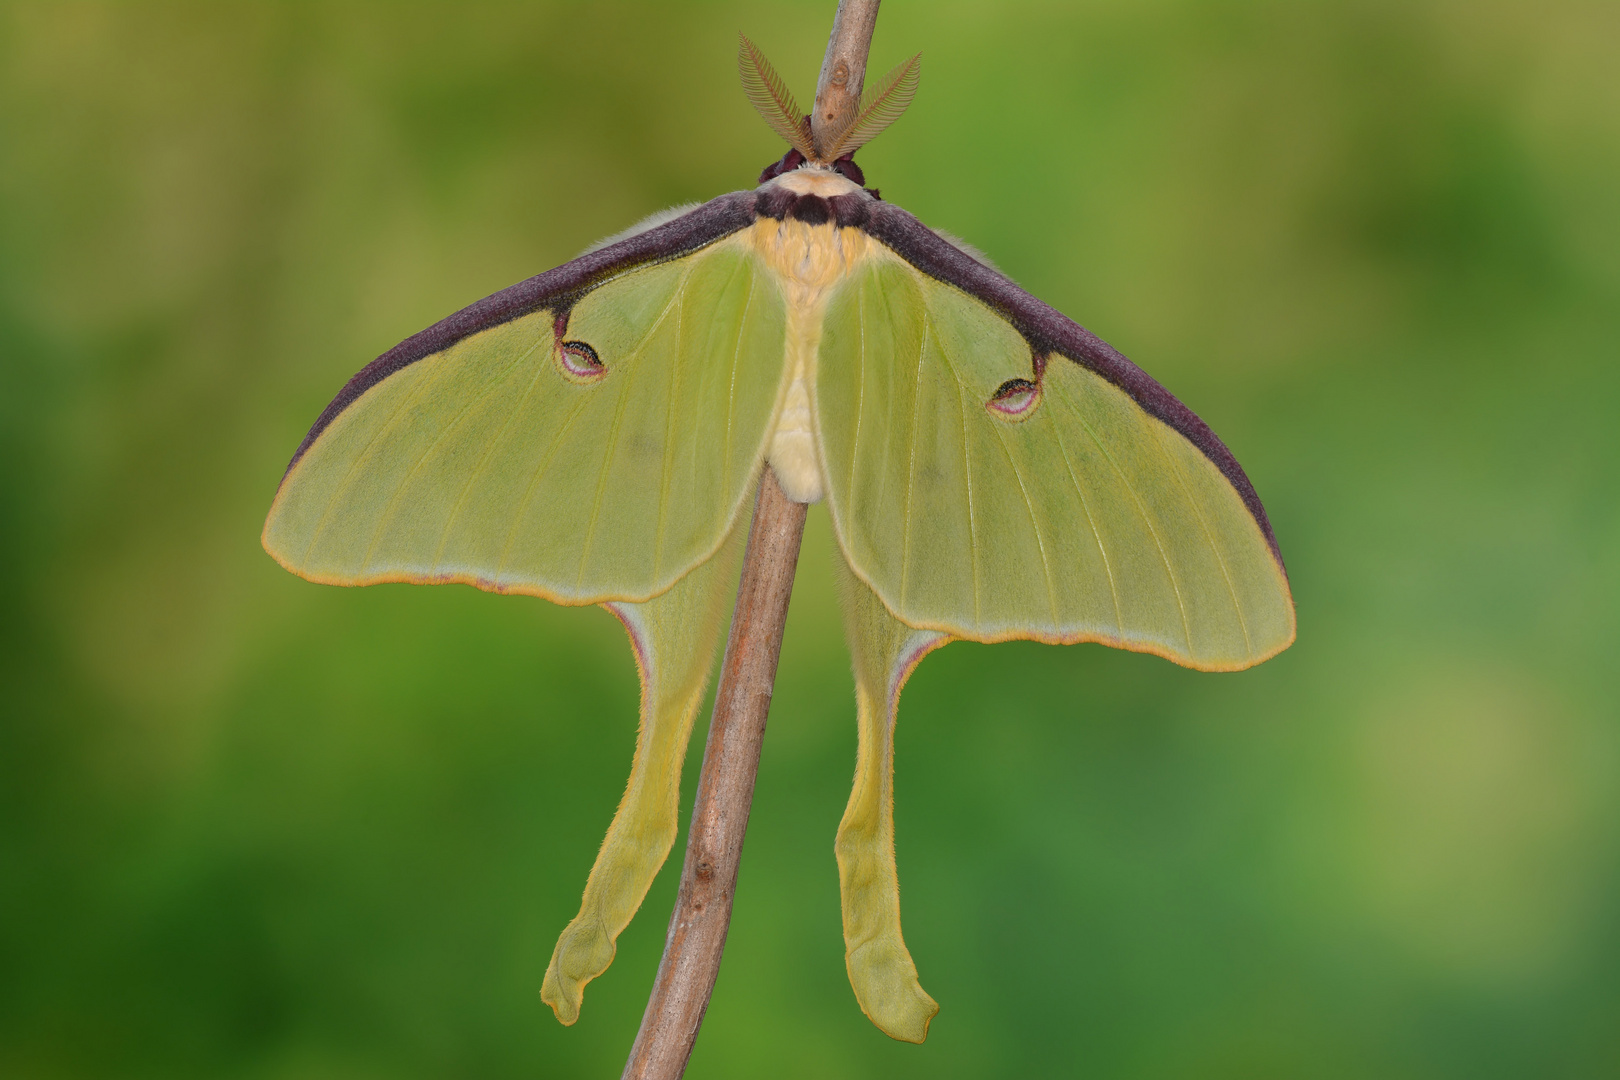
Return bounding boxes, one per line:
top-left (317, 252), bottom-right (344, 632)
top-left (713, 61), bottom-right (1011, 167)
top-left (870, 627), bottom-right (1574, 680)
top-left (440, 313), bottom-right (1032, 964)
top-left (262, 35), bottom-right (1295, 1045)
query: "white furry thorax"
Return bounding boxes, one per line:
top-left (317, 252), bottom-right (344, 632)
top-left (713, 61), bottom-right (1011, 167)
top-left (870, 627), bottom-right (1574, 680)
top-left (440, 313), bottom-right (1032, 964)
top-left (752, 170), bottom-right (880, 504)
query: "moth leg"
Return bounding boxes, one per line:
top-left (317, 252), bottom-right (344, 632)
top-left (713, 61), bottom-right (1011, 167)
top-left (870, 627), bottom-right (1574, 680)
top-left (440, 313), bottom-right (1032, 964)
top-left (833, 551), bottom-right (948, 1043)
top-left (540, 524), bottom-right (744, 1025)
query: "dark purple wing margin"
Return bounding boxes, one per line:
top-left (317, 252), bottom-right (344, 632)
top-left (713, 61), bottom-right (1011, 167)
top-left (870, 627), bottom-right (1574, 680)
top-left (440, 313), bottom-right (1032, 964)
top-left (280, 191), bottom-right (757, 482)
top-left (860, 199), bottom-right (1284, 568)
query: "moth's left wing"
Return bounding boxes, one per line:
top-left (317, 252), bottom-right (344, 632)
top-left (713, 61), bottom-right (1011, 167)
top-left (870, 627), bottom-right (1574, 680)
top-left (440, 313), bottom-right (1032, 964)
top-left (817, 202), bottom-right (1294, 671)
top-left (263, 193), bottom-right (786, 605)
top-left (542, 518), bottom-right (747, 1025)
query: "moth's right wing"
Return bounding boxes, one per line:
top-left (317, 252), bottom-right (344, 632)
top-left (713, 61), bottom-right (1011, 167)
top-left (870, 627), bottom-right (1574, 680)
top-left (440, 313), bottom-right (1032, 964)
top-left (263, 193), bottom-right (789, 605)
top-left (817, 204), bottom-right (1295, 671)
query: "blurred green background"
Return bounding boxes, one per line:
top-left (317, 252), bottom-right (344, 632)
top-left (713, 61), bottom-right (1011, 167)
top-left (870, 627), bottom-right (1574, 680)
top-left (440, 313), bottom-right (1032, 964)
top-left (3, 1), bottom-right (1617, 1077)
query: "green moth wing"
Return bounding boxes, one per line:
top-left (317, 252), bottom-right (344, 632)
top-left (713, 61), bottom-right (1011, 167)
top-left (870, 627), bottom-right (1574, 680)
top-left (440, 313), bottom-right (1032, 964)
top-left (263, 194), bottom-right (793, 1027)
top-left (262, 194), bottom-right (783, 605)
top-left (817, 200), bottom-right (1295, 671)
top-left (832, 551), bottom-right (946, 1044)
top-left (542, 521), bottom-right (746, 1024)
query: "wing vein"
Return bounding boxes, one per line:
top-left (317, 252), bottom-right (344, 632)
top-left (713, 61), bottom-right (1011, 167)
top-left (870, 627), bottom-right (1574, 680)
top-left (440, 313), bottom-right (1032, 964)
top-left (866, 272), bottom-right (899, 554)
top-left (1044, 383), bottom-right (1123, 638)
top-left (493, 390), bottom-right (595, 583)
top-left (1068, 393), bottom-right (1193, 654)
top-left (723, 264), bottom-right (756, 505)
top-left (897, 291), bottom-right (926, 610)
top-left (940, 322), bottom-right (982, 628)
top-left (300, 353), bottom-right (452, 565)
top-left (652, 272), bottom-right (689, 581)
top-left (359, 340), bottom-right (537, 571)
top-left (430, 342), bottom-right (550, 572)
top-left (848, 274), bottom-right (868, 506)
top-left (574, 355), bottom-right (639, 591)
top-left (1155, 422), bottom-right (1252, 656)
top-left (986, 417), bottom-right (1061, 635)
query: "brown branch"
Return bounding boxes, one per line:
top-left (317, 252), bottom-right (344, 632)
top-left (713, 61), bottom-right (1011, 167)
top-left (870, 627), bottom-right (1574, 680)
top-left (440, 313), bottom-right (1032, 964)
top-left (618, 8), bottom-right (882, 1071)
top-left (619, 466), bottom-right (808, 1080)
top-left (811, 0), bottom-right (881, 160)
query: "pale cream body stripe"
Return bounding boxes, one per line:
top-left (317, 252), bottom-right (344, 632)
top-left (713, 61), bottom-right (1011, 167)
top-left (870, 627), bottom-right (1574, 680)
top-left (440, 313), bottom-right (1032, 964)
top-left (750, 170), bottom-right (879, 504)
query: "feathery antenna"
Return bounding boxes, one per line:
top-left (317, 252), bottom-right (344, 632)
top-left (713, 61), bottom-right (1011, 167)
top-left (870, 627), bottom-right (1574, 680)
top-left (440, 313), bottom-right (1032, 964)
top-left (827, 52), bottom-right (920, 159)
top-left (738, 34), bottom-right (815, 159)
top-left (740, 31), bottom-right (918, 163)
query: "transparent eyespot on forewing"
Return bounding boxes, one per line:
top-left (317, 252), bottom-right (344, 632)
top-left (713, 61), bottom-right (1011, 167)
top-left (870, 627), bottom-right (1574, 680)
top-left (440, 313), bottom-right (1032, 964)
top-left (556, 340), bottom-right (606, 383)
top-left (986, 377), bottom-right (1040, 420)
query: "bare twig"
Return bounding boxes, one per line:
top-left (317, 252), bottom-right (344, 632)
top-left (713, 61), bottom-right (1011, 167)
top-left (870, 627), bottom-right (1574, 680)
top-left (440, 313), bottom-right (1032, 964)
top-left (617, 9), bottom-right (881, 1073)
top-left (619, 467), bottom-right (808, 1080)
top-left (811, 0), bottom-right (881, 160)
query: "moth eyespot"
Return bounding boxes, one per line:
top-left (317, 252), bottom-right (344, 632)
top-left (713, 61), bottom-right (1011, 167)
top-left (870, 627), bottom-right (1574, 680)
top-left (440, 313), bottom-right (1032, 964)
top-left (987, 378), bottom-right (1040, 420)
top-left (556, 340), bottom-right (605, 383)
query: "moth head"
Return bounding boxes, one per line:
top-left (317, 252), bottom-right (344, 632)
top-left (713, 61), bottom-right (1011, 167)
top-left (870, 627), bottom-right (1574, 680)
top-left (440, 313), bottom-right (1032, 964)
top-left (757, 147), bottom-right (867, 187)
top-left (739, 33), bottom-right (919, 176)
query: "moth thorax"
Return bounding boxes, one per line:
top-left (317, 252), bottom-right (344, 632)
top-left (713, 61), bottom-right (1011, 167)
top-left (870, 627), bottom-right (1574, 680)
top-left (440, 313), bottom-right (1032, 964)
top-left (756, 219), bottom-right (871, 300)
